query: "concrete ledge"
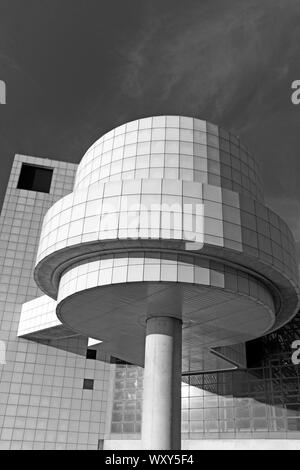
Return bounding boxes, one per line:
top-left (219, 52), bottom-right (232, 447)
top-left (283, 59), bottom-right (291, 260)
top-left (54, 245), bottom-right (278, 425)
top-left (104, 439), bottom-right (300, 450)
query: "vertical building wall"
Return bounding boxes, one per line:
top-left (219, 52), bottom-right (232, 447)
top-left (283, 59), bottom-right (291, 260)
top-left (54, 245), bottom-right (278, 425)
top-left (0, 154), bottom-right (111, 449)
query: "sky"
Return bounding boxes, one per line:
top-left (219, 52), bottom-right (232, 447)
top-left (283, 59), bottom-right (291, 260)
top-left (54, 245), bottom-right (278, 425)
top-left (0, 0), bottom-right (300, 264)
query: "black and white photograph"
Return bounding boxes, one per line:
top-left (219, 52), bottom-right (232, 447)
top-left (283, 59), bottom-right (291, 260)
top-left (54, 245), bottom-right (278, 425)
top-left (0, 0), bottom-right (300, 454)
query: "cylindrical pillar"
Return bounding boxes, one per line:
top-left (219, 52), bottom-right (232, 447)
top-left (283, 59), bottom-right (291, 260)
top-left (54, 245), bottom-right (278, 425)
top-left (141, 316), bottom-right (182, 450)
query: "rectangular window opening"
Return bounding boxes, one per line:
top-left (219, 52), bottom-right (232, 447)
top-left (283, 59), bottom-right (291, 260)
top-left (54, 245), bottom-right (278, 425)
top-left (17, 163), bottom-right (53, 193)
top-left (83, 378), bottom-right (94, 390)
top-left (86, 349), bottom-right (97, 360)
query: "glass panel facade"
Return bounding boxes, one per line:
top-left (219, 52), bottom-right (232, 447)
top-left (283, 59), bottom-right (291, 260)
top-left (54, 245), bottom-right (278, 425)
top-left (110, 353), bottom-right (300, 438)
top-left (111, 364), bottom-right (143, 434)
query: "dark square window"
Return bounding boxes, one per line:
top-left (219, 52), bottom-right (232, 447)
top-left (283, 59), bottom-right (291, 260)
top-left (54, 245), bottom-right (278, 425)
top-left (17, 164), bottom-right (53, 193)
top-left (86, 349), bottom-right (97, 360)
top-left (83, 378), bottom-right (94, 390)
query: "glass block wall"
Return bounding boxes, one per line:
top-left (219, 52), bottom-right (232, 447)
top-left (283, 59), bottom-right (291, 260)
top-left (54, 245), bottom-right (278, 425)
top-left (110, 353), bottom-right (300, 440)
top-left (111, 363), bottom-right (143, 435)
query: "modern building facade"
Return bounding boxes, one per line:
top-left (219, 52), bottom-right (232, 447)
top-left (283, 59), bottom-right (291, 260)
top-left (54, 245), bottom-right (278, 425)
top-left (0, 154), bottom-right (112, 449)
top-left (0, 116), bottom-right (299, 449)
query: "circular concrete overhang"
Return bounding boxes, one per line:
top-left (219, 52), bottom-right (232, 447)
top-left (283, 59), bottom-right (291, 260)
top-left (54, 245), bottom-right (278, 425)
top-left (34, 239), bottom-right (299, 334)
top-left (56, 279), bottom-right (275, 367)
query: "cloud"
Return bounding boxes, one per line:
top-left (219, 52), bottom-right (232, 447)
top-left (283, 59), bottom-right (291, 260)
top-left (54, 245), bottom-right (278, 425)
top-left (117, 0), bottom-right (300, 137)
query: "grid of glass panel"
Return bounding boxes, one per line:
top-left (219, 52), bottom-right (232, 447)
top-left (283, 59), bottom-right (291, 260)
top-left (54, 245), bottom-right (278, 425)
top-left (110, 360), bottom-right (300, 439)
top-left (36, 176), bottom-right (297, 284)
top-left (74, 116), bottom-right (264, 202)
top-left (18, 295), bottom-right (59, 336)
top-left (111, 365), bottom-right (143, 435)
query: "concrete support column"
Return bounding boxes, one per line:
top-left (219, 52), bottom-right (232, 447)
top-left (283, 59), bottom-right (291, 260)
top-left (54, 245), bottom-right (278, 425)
top-left (141, 316), bottom-right (182, 450)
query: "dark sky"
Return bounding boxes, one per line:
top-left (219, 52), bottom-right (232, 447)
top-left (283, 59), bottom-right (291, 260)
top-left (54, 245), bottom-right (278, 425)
top-left (1, 0), bottom-right (300, 265)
